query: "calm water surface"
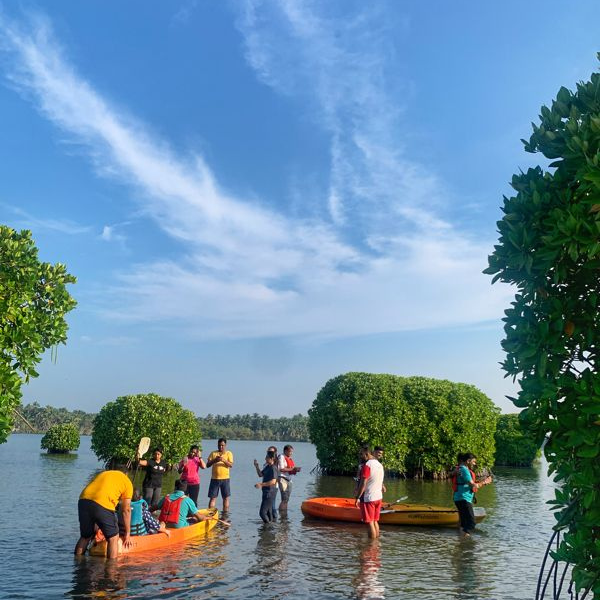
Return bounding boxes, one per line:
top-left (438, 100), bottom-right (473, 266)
top-left (0, 435), bottom-right (555, 599)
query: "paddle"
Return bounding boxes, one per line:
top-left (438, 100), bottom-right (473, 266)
top-left (131, 437), bottom-right (151, 483)
top-left (382, 496), bottom-right (408, 510)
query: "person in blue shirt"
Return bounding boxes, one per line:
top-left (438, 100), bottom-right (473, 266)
top-left (452, 453), bottom-right (492, 537)
top-left (157, 480), bottom-right (210, 529)
top-left (254, 451), bottom-right (278, 523)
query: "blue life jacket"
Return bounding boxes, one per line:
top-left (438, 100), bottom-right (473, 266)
top-left (130, 499), bottom-right (147, 536)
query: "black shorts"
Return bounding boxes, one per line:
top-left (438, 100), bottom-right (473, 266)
top-left (208, 478), bottom-right (231, 499)
top-left (78, 498), bottom-right (119, 539)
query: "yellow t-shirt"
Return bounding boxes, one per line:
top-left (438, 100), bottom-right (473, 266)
top-left (80, 470), bottom-right (133, 511)
top-left (207, 450), bottom-right (234, 479)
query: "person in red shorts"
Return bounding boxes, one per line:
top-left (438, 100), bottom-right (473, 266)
top-left (354, 446), bottom-right (384, 539)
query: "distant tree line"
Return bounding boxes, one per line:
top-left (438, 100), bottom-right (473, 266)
top-left (13, 402), bottom-right (96, 434)
top-left (13, 403), bottom-right (310, 442)
top-left (198, 413), bottom-right (310, 442)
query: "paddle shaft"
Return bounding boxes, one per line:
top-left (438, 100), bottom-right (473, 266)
top-left (131, 437), bottom-right (151, 483)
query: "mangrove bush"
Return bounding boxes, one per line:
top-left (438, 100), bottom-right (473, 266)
top-left (92, 393), bottom-right (201, 464)
top-left (308, 372), bottom-right (498, 477)
top-left (494, 414), bottom-right (540, 467)
top-left (40, 423), bottom-right (80, 453)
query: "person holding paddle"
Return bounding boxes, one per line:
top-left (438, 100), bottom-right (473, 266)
top-left (137, 447), bottom-right (168, 509)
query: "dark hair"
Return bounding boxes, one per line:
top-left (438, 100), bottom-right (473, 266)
top-left (189, 444), bottom-right (199, 452)
top-left (153, 447), bottom-right (163, 454)
top-left (266, 450), bottom-right (276, 461)
top-left (218, 438), bottom-right (227, 445)
top-left (267, 446), bottom-right (277, 453)
top-left (175, 479), bottom-right (188, 492)
top-left (283, 444), bottom-right (293, 452)
top-left (463, 452), bottom-right (476, 460)
top-left (374, 446), bottom-right (384, 452)
top-left (133, 488), bottom-right (142, 501)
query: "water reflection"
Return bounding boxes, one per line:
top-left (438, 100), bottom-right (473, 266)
top-left (353, 540), bottom-right (385, 600)
top-left (68, 558), bottom-right (127, 599)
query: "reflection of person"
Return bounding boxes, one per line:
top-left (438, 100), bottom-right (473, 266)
top-left (278, 445), bottom-right (301, 511)
top-left (354, 541), bottom-right (385, 600)
top-left (354, 447), bottom-right (384, 539)
top-left (254, 445), bottom-right (279, 519)
top-left (452, 452), bottom-right (492, 537)
top-left (207, 438), bottom-right (234, 512)
top-left (74, 467), bottom-right (133, 558)
top-left (254, 451), bottom-right (278, 522)
top-left (69, 556), bottom-right (126, 598)
top-left (178, 445), bottom-right (206, 506)
top-left (157, 480), bottom-right (210, 529)
top-left (137, 447), bottom-right (168, 509)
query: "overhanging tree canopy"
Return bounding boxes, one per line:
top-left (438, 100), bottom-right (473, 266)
top-left (0, 226), bottom-right (76, 444)
top-left (485, 66), bottom-right (600, 596)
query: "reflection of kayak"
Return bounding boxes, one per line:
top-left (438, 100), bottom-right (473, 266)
top-left (89, 509), bottom-right (219, 556)
top-left (301, 497), bottom-right (486, 527)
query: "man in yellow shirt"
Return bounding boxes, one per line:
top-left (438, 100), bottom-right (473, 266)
top-left (206, 438), bottom-right (234, 512)
top-left (74, 469), bottom-right (133, 558)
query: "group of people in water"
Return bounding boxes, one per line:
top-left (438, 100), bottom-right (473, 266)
top-left (74, 439), bottom-right (491, 558)
top-left (74, 438), bottom-right (301, 558)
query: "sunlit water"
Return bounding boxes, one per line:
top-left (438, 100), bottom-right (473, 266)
top-left (0, 435), bottom-right (556, 599)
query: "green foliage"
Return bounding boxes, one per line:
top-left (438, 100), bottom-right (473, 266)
top-left (0, 227), bottom-right (76, 444)
top-left (308, 372), bottom-right (499, 477)
top-left (198, 413), bottom-right (309, 441)
top-left (40, 422), bottom-right (80, 453)
top-left (486, 66), bottom-right (600, 596)
top-left (91, 393), bottom-right (201, 464)
top-left (494, 414), bottom-right (540, 466)
top-left (13, 402), bottom-right (95, 434)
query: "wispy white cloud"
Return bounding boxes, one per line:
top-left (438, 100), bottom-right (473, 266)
top-left (0, 7), bottom-right (510, 340)
top-left (1, 203), bottom-right (91, 235)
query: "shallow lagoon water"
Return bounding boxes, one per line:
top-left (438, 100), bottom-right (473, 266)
top-left (0, 435), bottom-right (555, 599)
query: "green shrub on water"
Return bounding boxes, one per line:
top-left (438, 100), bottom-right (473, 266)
top-left (91, 393), bottom-right (201, 465)
top-left (40, 423), bottom-right (80, 453)
top-left (308, 372), bottom-right (499, 477)
top-left (494, 414), bottom-right (540, 467)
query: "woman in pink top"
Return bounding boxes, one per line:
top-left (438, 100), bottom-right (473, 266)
top-left (178, 444), bottom-right (206, 505)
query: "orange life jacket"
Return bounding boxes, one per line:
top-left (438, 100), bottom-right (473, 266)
top-left (451, 465), bottom-right (476, 492)
top-left (158, 494), bottom-right (185, 524)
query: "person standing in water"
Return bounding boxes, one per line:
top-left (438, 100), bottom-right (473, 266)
top-left (138, 447), bottom-right (168, 509)
top-left (178, 445), bottom-right (206, 507)
top-left (355, 446), bottom-right (384, 539)
top-left (207, 438), bottom-right (234, 513)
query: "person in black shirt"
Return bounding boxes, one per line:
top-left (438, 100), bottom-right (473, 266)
top-left (254, 451), bottom-right (278, 523)
top-left (137, 447), bottom-right (168, 509)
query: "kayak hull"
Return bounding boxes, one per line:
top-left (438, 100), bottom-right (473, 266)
top-left (301, 497), bottom-right (486, 527)
top-left (89, 508), bottom-right (219, 556)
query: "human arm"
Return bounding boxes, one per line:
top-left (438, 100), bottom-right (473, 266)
top-left (278, 455), bottom-right (295, 475)
top-left (355, 476), bottom-right (368, 507)
top-left (254, 478), bottom-right (277, 489)
top-left (253, 459), bottom-right (264, 477)
top-left (120, 498), bottom-right (132, 547)
top-left (137, 459), bottom-right (148, 467)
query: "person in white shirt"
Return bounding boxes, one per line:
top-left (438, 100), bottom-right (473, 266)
top-left (354, 446), bottom-right (385, 538)
top-left (278, 445), bottom-right (301, 511)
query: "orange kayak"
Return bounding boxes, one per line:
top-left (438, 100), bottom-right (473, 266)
top-left (89, 508), bottom-right (219, 556)
top-left (301, 497), bottom-right (486, 527)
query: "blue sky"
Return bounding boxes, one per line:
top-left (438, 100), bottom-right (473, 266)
top-left (0, 1), bottom-right (598, 416)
